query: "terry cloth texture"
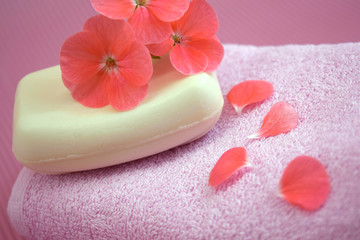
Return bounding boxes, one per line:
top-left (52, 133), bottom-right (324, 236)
top-left (8, 43), bottom-right (360, 240)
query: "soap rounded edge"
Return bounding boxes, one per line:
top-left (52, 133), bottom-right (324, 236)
top-left (21, 104), bottom-right (223, 174)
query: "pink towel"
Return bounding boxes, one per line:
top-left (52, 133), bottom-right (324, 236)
top-left (8, 43), bottom-right (360, 239)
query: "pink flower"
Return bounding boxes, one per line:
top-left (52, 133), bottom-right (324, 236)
top-left (59, 15), bottom-right (153, 111)
top-left (90, 0), bottom-right (189, 44)
top-left (147, 0), bottom-right (224, 75)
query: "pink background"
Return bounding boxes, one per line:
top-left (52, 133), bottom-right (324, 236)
top-left (1, 1), bottom-right (359, 239)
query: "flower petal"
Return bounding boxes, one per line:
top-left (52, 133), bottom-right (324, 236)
top-left (146, 37), bottom-right (174, 56)
top-left (169, 44), bottom-right (208, 75)
top-left (128, 6), bottom-right (172, 44)
top-left (248, 101), bottom-right (298, 139)
top-left (62, 73), bottom-right (109, 108)
top-left (171, 0), bottom-right (218, 39)
top-left (280, 156), bottom-right (330, 211)
top-left (107, 72), bottom-right (148, 111)
top-left (148, 0), bottom-right (189, 22)
top-left (60, 31), bottom-right (104, 84)
top-left (227, 80), bottom-right (274, 114)
top-left (186, 38), bottom-right (224, 72)
top-left (209, 147), bottom-right (249, 187)
top-left (83, 15), bottom-right (135, 57)
top-left (90, 0), bottom-right (135, 20)
top-left (117, 41), bottom-right (153, 87)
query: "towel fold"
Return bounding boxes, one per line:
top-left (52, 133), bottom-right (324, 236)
top-left (8, 43), bottom-right (360, 240)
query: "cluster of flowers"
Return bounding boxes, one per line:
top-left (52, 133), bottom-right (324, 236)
top-left (60, 0), bottom-right (224, 111)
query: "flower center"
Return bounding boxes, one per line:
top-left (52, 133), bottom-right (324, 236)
top-left (172, 34), bottom-right (183, 45)
top-left (105, 57), bottom-right (117, 70)
top-left (135, 0), bottom-right (147, 6)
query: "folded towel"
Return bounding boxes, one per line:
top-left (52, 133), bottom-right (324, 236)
top-left (8, 43), bottom-right (360, 240)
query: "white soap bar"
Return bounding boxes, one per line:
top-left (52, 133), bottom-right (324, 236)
top-left (13, 56), bottom-right (224, 174)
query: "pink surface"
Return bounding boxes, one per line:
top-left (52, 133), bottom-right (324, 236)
top-left (1, 1), bottom-right (360, 239)
top-left (8, 43), bottom-right (360, 239)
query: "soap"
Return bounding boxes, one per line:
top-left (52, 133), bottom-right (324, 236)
top-left (12, 55), bottom-right (224, 174)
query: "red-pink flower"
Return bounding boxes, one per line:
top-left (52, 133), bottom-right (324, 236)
top-left (91, 0), bottom-right (189, 44)
top-left (60, 15), bottom-right (153, 111)
top-left (147, 0), bottom-right (224, 75)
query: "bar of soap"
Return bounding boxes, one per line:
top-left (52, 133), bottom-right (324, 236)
top-left (12, 56), bottom-right (224, 174)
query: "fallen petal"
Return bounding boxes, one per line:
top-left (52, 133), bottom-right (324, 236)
top-left (209, 147), bottom-right (249, 187)
top-left (279, 156), bottom-right (330, 211)
top-left (249, 101), bottom-right (298, 139)
top-left (227, 80), bottom-right (273, 114)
